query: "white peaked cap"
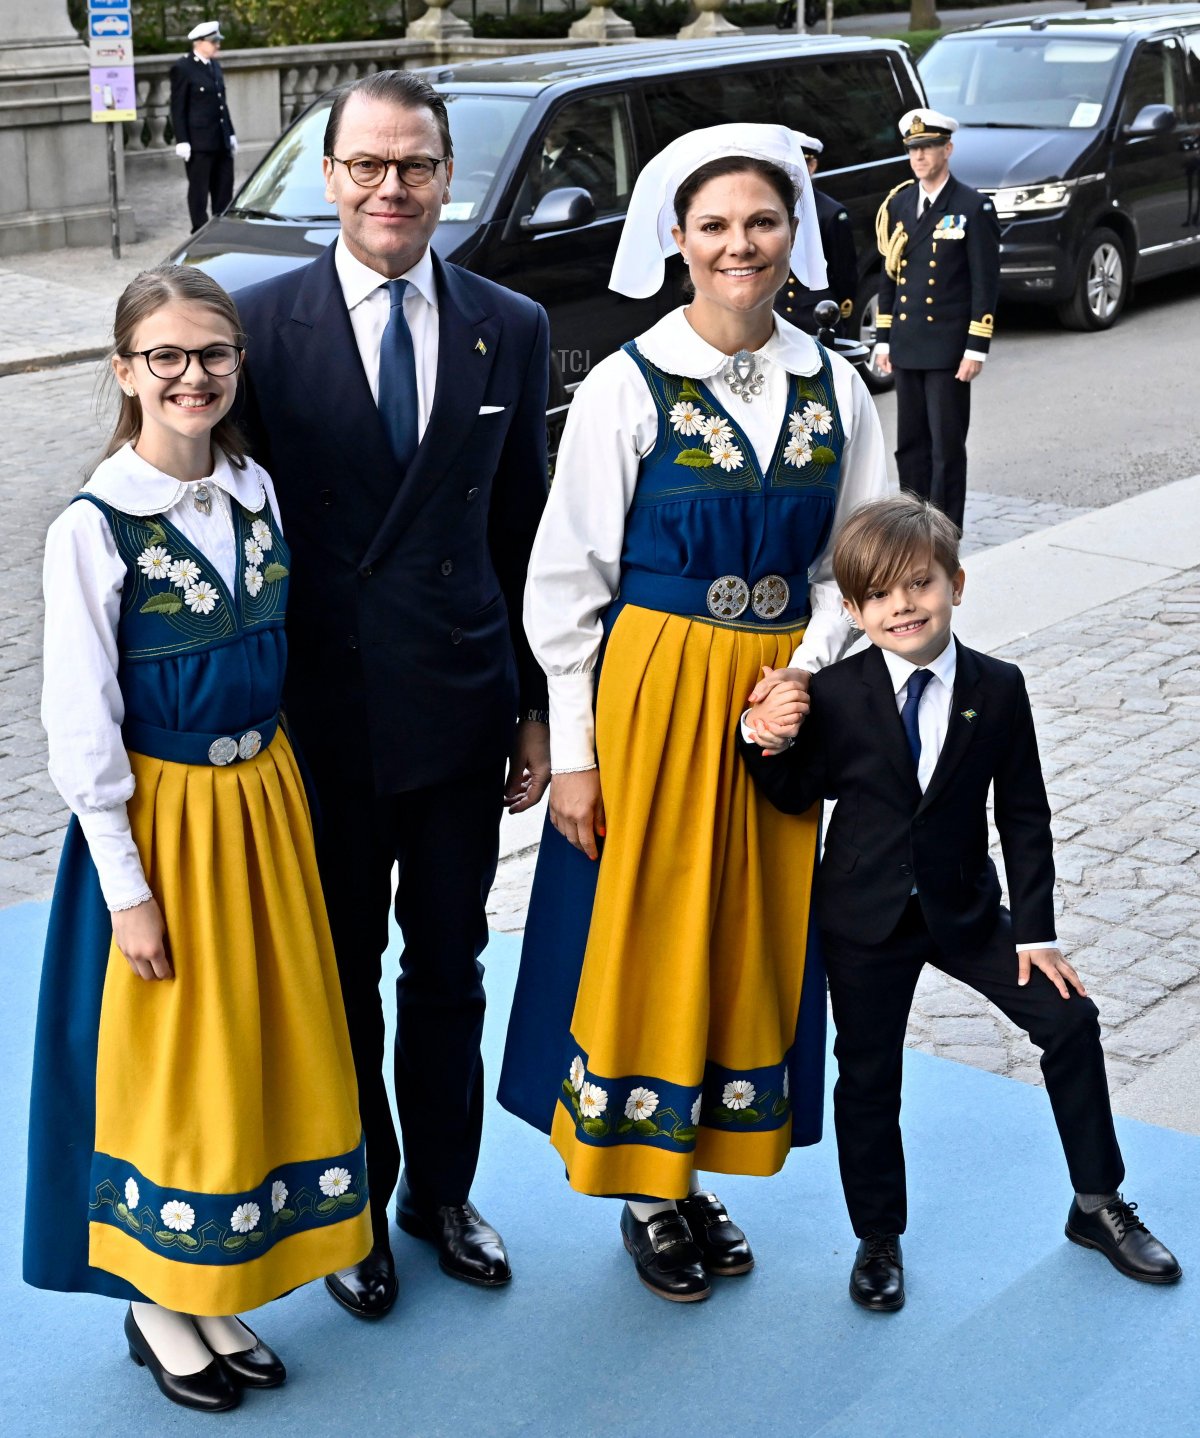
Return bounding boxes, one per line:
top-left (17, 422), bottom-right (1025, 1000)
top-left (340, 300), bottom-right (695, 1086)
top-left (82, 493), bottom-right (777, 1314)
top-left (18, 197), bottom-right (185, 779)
top-left (188, 20), bottom-right (223, 41)
top-left (608, 123), bottom-right (827, 299)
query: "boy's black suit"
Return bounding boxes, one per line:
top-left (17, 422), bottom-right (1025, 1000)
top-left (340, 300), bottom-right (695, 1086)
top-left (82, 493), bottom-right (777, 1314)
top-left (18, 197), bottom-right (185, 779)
top-left (742, 640), bottom-right (1123, 1236)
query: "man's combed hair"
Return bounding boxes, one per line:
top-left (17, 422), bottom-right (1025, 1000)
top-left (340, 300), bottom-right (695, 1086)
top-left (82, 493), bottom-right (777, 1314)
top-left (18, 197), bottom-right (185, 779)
top-left (833, 495), bottom-right (962, 610)
top-left (323, 70), bottom-right (453, 160)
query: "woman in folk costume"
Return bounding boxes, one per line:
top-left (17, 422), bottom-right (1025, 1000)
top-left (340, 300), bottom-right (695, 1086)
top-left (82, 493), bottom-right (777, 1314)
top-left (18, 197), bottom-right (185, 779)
top-left (499, 126), bottom-right (892, 1301)
top-left (24, 265), bottom-right (371, 1411)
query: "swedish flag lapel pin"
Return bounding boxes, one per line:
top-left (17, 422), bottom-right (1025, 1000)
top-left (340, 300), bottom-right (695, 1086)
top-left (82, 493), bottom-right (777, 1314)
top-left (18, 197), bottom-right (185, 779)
top-left (960, 709), bottom-right (978, 722)
top-left (475, 338), bottom-right (487, 356)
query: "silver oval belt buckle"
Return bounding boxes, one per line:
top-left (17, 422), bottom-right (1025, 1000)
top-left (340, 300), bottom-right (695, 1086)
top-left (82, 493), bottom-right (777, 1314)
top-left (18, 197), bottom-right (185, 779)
top-left (238, 730), bottom-right (262, 761)
top-left (208, 736), bottom-right (238, 766)
top-left (751, 574), bottom-right (790, 620)
top-left (707, 575), bottom-right (750, 620)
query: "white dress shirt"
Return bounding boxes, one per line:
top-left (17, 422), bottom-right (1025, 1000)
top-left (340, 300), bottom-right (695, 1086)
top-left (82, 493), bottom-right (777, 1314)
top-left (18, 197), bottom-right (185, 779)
top-left (334, 236), bottom-right (439, 438)
top-left (524, 306), bottom-right (893, 772)
top-left (42, 444), bottom-right (280, 912)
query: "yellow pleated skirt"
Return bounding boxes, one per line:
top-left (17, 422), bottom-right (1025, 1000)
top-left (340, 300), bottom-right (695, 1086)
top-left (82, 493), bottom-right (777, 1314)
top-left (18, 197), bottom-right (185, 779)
top-left (550, 605), bottom-right (820, 1199)
top-left (87, 732), bottom-right (372, 1314)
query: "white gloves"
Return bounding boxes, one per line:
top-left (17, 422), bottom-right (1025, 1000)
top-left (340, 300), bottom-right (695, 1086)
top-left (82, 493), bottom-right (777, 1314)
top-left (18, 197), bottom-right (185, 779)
top-left (175, 142), bottom-right (192, 162)
top-left (229, 135), bottom-right (238, 155)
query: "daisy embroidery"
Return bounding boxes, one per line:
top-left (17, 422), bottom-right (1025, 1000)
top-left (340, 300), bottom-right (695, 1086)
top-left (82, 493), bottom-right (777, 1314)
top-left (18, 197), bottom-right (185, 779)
top-left (723, 1079), bottom-right (756, 1110)
top-left (271, 1181), bottom-right (288, 1213)
top-left (624, 1087), bottom-right (659, 1122)
top-left (569, 1056), bottom-right (585, 1093)
top-left (801, 401), bottom-right (834, 434)
top-left (124, 1177), bottom-right (140, 1209)
top-left (136, 546), bottom-right (172, 580)
top-left (698, 414), bottom-right (733, 447)
top-left (669, 399), bottom-right (704, 436)
top-left (244, 566), bottom-right (264, 597)
top-left (783, 436), bottom-right (813, 468)
top-left (579, 1082), bottom-right (608, 1119)
top-left (691, 1094), bottom-right (702, 1127)
top-left (251, 518), bottom-right (273, 551)
top-left (160, 1199), bottom-right (195, 1233)
top-left (244, 538), bottom-right (264, 566)
top-left (709, 439), bottom-right (744, 473)
top-left (788, 410), bottom-right (810, 435)
top-left (184, 581), bottom-right (219, 615)
top-left (230, 1202), bottom-right (260, 1234)
top-left (169, 557), bottom-right (201, 589)
top-left (319, 1167), bottom-right (352, 1198)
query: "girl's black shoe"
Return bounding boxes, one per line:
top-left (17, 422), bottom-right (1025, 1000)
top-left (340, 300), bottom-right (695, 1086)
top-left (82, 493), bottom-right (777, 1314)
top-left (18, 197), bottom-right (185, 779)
top-left (124, 1306), bottom-right (241, 1412)
top-left (620, 1204), bottom-right (711, 1302)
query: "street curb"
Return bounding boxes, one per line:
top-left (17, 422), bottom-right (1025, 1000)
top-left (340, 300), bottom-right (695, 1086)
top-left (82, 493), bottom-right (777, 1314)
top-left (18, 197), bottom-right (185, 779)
top-left (0, 348), bottom-right (109, 379)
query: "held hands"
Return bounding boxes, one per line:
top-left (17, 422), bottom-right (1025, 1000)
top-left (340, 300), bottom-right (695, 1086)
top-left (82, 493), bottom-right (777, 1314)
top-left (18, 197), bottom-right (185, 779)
top-left (549, 769), bottom-right (605, 861)
top-left (112, 897), bottom-right (174, 981)
top-left (175, 142), bottom-right (192, 162)
top-left (1018, 947), bottom-right (1086, 1000)
top-left (956, 357), bottom-right (983, 383)
top-left (504, 719), bottom-right (551, 814)
top-left (745, 666), bottom-right (811, 753)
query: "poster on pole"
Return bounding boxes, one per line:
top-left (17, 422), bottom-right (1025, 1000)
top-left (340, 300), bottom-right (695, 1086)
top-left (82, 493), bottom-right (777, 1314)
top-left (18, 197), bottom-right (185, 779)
top-left (88, 0), bottom-right (137, 124)
top-left (89, 66), bottom-right (138, 122)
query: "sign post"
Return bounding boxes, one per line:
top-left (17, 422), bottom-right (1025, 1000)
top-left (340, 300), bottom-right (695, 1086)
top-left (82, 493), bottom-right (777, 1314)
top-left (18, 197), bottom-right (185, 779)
top-left (87, 0), bottom-right (136, 259)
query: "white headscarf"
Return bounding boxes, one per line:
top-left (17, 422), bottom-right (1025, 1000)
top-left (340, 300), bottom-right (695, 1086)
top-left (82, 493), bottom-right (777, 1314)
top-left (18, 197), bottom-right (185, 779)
top-left (609, 123), bottom-right (828, 299)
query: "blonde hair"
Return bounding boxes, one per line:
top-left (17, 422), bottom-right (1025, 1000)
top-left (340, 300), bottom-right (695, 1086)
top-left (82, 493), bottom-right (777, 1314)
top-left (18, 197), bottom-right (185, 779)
top-left (102, 264), bottom-right (247, 470)
top-left (833, 495), bottom-right (961, 609)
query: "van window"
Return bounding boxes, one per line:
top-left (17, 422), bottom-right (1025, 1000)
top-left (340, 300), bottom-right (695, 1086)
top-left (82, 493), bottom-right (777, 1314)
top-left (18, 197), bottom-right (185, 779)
top-left (1119, 40), bottom-right (1186, 128)
top-left (774, 56), bottom-right (905, 169)
top-left (644, 68), bottom-right (775, 149)
top-left (921, 36), bottom-right (1122, 129)
top-left (1185, 32), bottom-right (1200, 124)
top-left (523, 94), bottom-right (634, 217)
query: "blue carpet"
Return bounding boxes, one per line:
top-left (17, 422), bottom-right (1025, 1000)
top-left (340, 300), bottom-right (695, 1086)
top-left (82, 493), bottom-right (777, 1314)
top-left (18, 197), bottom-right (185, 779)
top-left (2, 898), bottom-right (1196, 1437)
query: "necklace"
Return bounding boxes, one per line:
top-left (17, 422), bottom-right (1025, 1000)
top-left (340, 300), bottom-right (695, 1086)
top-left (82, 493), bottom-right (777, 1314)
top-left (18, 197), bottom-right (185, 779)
top-left (724, 349), bottom-right (764, 404)
top-left (192, 482), bottom-right (213, 515)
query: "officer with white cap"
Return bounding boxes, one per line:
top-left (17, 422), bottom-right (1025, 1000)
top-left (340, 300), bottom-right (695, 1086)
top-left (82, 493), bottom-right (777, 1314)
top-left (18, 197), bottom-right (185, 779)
top-left (775, 131), bottom-right (858, 336)
top-left (873, 107), bottom-right (1000, 529)
top-left (170, 20), bottom-right (238, 232)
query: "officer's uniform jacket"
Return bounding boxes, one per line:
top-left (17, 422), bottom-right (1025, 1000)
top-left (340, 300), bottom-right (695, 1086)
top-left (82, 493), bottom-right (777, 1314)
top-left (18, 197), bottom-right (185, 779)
top-left (169, 52), bottom-right (235, 153)
top-left (777, 187), bottom-right (858, 330)
top-left (875, 175), bottom-right (1000, 369)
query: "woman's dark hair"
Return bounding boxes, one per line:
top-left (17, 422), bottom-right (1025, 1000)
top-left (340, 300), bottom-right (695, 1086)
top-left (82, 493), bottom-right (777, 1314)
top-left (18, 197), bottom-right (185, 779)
top-left (323, 70), bottom-right (453, 160)
top-left (673, 156), bottom-right (798, 230)
top-left (102, 264), bottom-right (247, 470)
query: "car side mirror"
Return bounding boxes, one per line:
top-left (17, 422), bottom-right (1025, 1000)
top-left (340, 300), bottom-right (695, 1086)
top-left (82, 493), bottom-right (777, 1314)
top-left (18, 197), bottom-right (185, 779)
top-left (1124, 103), bottom-right (1177, 136)
top-left (522, 186), bottom-right (596, 234)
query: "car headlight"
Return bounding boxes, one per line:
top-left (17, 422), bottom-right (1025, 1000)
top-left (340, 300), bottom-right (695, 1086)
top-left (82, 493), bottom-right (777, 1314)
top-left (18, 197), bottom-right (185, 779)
top-left (989, 180), bottom-right (1075, 214)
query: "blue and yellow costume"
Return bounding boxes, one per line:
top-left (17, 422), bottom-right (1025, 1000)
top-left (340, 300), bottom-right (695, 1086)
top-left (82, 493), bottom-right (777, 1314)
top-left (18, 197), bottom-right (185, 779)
top-left (25, 451), bottom-right (371, 1315)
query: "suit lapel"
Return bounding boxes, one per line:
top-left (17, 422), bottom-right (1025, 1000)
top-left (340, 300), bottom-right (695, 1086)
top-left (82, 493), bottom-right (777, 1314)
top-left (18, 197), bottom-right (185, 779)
top-left (918, 638), bottom-right (984, 812)
top-left (862, 646), bottom-right (922, 799)
top-left (362, 254), bottom-right (502, 567)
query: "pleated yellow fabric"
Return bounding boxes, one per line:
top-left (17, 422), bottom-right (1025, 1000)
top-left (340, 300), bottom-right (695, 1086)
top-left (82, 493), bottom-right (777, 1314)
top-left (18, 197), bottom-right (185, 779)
top-left (89, 732), bottom-right (371, 1314)
top-left (550, 606), bottom-right (819, 1198)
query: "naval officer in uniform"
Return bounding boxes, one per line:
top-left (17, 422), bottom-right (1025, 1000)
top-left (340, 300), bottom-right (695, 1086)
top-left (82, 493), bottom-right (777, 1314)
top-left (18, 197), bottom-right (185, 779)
top-left (873, 108), bottom-right (999, 530)
top-left (776, 132), bottom-right (858, 335)
top-left (170, 20), bottom-right (238, 233)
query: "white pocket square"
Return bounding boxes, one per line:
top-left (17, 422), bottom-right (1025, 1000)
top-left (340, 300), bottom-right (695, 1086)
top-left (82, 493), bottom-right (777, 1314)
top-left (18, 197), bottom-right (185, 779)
top-left (478, 404), bottom-right (505, 415)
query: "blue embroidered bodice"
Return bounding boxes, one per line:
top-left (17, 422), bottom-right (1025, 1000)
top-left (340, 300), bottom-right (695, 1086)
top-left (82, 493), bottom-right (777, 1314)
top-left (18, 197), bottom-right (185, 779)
top-left (75, 493), bottom-right (290, 745)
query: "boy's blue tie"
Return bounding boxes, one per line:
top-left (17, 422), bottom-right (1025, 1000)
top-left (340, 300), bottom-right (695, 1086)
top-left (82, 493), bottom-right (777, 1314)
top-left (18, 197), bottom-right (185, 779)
top-left (901, 668), bottom-right (934, 769)
top-left (377, 278), bottom-right (418, 469)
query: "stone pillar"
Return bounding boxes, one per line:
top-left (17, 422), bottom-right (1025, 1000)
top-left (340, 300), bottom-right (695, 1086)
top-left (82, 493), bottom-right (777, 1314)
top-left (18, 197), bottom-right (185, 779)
top-left (569, 4), bottom-right (635, 41)
top-left (678, 0), bottom-right (741, 40)
top-left (0, 0), bottom-right (134, 255)
top-left (407, 0), bottom-right (473, 40)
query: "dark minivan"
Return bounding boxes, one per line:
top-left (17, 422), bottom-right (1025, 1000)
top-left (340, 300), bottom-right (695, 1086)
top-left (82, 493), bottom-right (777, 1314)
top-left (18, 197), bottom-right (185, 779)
top-left (920, 6), bottom-right (1200, 329)
top-left (173, 36), bottom-right (924, 389)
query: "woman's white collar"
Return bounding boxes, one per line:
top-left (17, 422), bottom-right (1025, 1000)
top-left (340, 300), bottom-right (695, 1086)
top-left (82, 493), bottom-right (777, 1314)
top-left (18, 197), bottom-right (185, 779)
top-left (634, 306), bottom-right (822, 380)
top-left (84, 443), bottom-right (267, 516)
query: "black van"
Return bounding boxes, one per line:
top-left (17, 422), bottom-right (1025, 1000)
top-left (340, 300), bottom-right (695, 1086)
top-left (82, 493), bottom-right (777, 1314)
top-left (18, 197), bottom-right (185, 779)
top-left (173, 36), bottom-right (924, 389)
top-left (920, 7), bottom-right (1200, 330)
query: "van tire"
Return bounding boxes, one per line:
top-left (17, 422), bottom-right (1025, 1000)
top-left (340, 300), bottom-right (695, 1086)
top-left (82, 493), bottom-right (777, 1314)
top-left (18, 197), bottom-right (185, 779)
top-left (1057, 228), bottom-right (1128, 332)
top-left (855, 272), bottom-right (895, 394)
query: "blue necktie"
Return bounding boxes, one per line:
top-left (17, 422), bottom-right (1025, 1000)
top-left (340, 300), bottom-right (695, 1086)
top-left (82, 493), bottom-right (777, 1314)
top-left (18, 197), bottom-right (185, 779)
top-left (377, 278), bottom-right (419, 469)
top-left (901, 668), bottom-right (934, 770)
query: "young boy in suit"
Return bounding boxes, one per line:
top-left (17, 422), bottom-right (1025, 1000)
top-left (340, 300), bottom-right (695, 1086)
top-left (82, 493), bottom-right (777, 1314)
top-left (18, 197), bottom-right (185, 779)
top-left (740, 495), bottom-right (1179, 1310)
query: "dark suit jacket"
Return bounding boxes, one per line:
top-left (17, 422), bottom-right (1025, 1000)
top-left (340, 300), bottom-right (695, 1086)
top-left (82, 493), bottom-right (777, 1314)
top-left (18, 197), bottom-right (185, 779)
top-left (235, 243), bottom-right (550, 795)
top-left (741, 639), bottom-right (1055, 954)
top-left (776, 187), bottom-right (859, 330)
top-left (169, 52), bottom-right (234, 153)
top-left (876, 174), bottom-right (1000, 368)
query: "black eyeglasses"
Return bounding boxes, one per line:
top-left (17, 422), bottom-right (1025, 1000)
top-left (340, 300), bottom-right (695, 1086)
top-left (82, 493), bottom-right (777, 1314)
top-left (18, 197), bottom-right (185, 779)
top-left (330, 154), bottom-right (448, 189)
top-left (120, 344), bottom-right (244, 379)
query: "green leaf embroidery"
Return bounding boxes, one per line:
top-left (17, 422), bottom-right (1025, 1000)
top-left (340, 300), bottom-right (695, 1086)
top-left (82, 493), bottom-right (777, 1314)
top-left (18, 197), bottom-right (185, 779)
top-left (679, 379), bottom-right (702, 403)
top-left (772, 1098), bottom-right (789, 1118)
top-left (672, 1126), bottom-right (698, 1145)
top-left (155, 1230), bottom-right (175, 1244)
top-left (248, 1230), bottom-right (265, 1243)
top-left (176, 1232), bottom-right (199, 1249)
top-left (561, 1080), bottom-right (575, 1100)
top-left (263, 562), bottom-right (290, 582)
top-left (275, 1208), bottom-right (296, 1223)
top-left (581, 1117), bottom-right (609, 1138)
top-left (674, 448), bottom-right (714, 469)
top-left (315, 1196), bottom-right (340, 1214)
top-left (143, 522), bottom-right (168, 547)
top-left (734, 1107), bottom-right (761, 1123)
top-left (796, 380), bottom-right (820, 402)
top-left (223, 1234), bottom-right (248, 1252)
top-left (812, 446), bottom-right (837, 466)
top-left (616, 1119), bottom-right (634, 1135)
top-left (140, 591), bottom-right (184, 615)
top-left (338, 1191), bottom-right (359, 1206)
top-left (712, 1105), bottom-right (735, 1123)
top-left (632, 1118), bottom-right (660, 1136)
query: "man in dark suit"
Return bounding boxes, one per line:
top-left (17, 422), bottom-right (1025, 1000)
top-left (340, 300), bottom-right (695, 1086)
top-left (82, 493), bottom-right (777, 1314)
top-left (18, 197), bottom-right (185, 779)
top-left (169, 20), bottom-right (237, 232)
top-left (776, 131), bottom-right (858, 334)
top-left (874, 108), bottom-right (1000, 529)
top-left (236, 70), bottom-right (551, 1319)
top-left (742, 495), bottom-right (1179, 1311)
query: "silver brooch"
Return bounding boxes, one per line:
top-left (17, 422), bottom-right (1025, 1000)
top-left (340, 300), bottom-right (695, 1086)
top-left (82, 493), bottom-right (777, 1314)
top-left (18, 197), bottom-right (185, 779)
top-left (192, 482), bottom-right (213, 515)
top-left (724, 349), bottom-right (764, 404)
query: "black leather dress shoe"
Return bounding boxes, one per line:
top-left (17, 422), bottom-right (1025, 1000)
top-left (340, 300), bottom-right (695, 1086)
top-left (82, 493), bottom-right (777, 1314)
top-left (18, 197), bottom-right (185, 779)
top-left (620, 1204), bottom-right (711, 1303)
top-left (214, 1325), bottom-right (287, 1388)
top-left (677, 1191), bottom-right (755, 1276)
top-left (1065, 1196), bottom-right (1182, 1283)
top-left (849, 1233), bottom-right (905, 1312)
top-left (395, 1177), bottom-right (511, 1287)
top-left (324, 1244), bottom-right (399, 1319)
top-left (124, 1306), bottom-right (240, 1413)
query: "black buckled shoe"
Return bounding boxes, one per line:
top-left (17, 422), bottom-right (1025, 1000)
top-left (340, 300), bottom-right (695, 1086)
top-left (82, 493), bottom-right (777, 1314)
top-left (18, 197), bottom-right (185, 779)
top-left (324, 1244), bottom-right (399, 1319)
top-left (395, 1176), bottom-right (511, 1287)
top-left (677, 1191), bottom-right (755, 1276)
top-left (620, 1204), bottom-right (711, 1303)
top-left (849, 1232), bottom-right (905, 1312)
top-left (1065, 1196), bottom-right (1182, 1283)
top-left (214, 1325), bottom-right (287, 1388)
top-left (124, 1306), bottom-right (240, 1413)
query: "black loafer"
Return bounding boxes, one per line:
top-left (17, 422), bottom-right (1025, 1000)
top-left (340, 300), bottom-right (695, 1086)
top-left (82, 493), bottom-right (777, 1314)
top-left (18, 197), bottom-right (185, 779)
top-left (124, 1306), bottom-right (240, 1413)
top-left (849, 1232), bottom-right (904, 1312)
top-left (620, 1203), bottom-right (711, 1303)
top-left (324, 1244), bottom-right (399, 1318)
top-left (1065, 1196), bottom-right (1182, 1283)
top-left (215, 1325), bottom-right (286, 1388)
top-left (395, 1176), bottom-right (511, 1287)
top-left (678, 1190), bottom-right (755, 1276)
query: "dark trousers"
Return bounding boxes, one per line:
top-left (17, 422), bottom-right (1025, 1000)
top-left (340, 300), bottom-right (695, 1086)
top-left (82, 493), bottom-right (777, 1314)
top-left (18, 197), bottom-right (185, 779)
top-left (312, 759), bottom-right (505, 1247)
top-left (893, 366), bottom-right (972, 530)
top-left (824, 897), bottom-right (1124, 1237)
top-left (185, 148), bottom-right (233, 231)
